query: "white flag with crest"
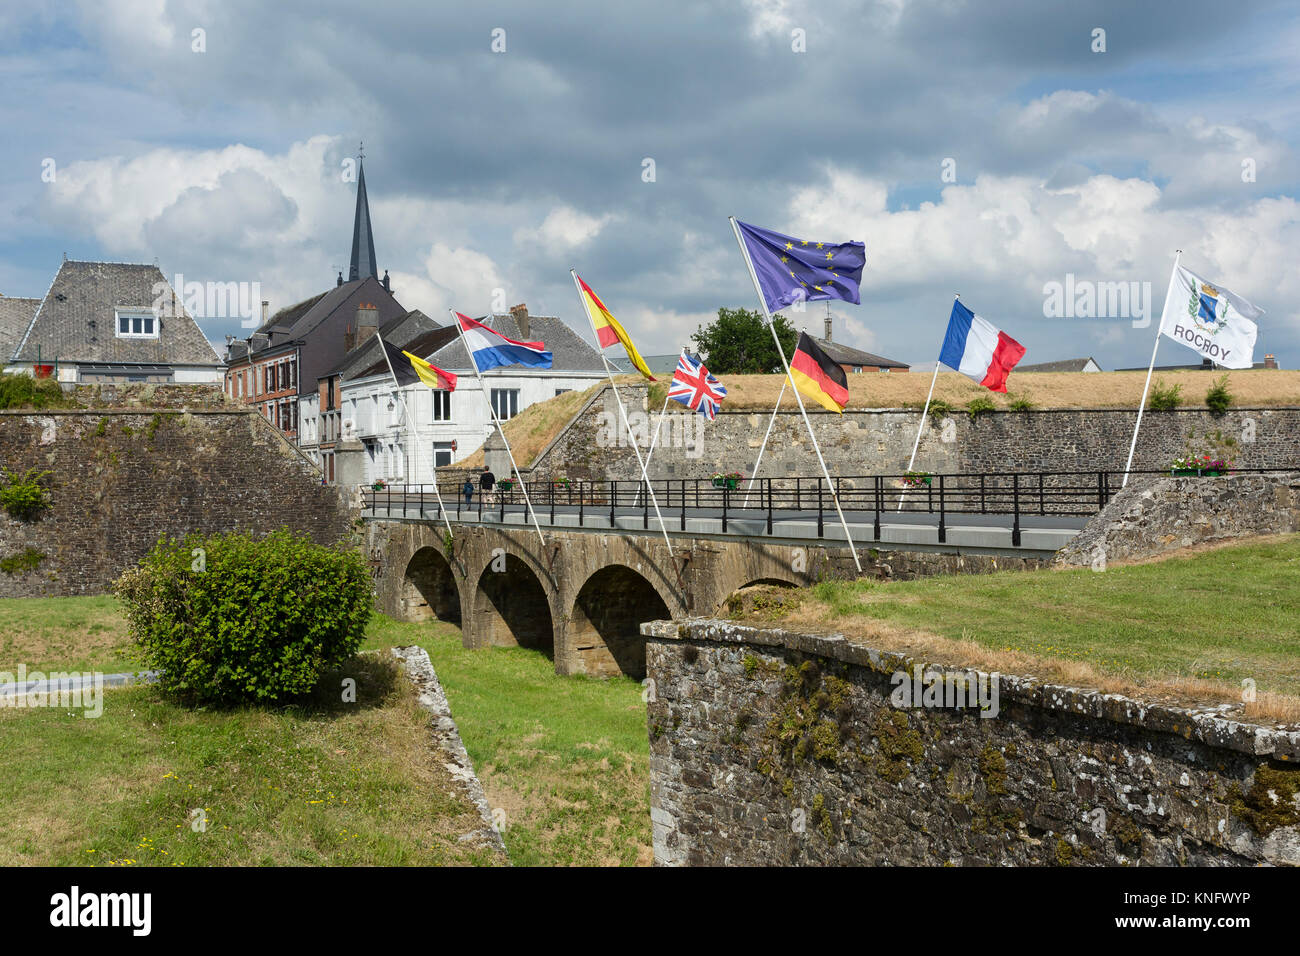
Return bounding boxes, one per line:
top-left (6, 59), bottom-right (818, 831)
top-left (1158, 263), bottom-right (1263, 370)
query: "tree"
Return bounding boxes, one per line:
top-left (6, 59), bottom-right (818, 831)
top-left (691, 307), bottom-right (798, 374)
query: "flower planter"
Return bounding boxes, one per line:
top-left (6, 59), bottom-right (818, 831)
top-left (1171, 469), bottom-right (1226, 477)
top-left (712, 477), bottom-right (739, 490)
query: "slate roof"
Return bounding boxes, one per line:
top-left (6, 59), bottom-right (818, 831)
top-left (811, 335), bottom-right (909, 369)
top-left (0, 296), bottom-right (41, 362)
top-left (338, 311), bottom-right (451, 380)
top-left (13, 261), bottom-right (222, 366)
top-left (419, 313), bottom-right (605, 374)
top-left (1016, 357), bottom-right (1102, 373)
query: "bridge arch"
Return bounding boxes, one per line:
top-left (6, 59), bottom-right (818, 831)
top-left (401, 546), bottom-right (463, 625)
top-left (470, 551), bottom-right (556, 655)
top-left (567, 564), bottom-right (675, 680)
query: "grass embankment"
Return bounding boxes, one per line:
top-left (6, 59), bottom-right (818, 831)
top-left (364, 619), bottom-right (651, 866)
top-left (0, 372), bottom-right (72, 410)
top-left (733, 534), bottom-right (1300, 721)
top-left (457, 383), bottom-right (603, 469)
top-left (718, 368), bottom-right (1300, 411)
top-left (0, 604), bottom-right (650, 866)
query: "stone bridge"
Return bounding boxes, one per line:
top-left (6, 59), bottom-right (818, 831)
top-left (364, 518), bottom-right (1040, 679)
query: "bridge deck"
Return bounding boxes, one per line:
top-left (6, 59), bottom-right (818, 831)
top-left (361, 499), bottom-right (1088, 556)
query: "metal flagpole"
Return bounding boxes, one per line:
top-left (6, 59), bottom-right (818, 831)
top-left (638, 387), bottom-right (674, 507)
top-left (1122, 251), bottom-right (1181, 488)
top-left (569, 270), bottom-right (675, 558)
top-left (376, 330), bottom-right (454, 538)
top-left (449, 309), bottom-right (547, 548)
top-left (729, 217), bottom-right (862, 572)
top-left (897, 294), bottom-right (954, 511)
top-left (741, 377), bottom-right (785, 507)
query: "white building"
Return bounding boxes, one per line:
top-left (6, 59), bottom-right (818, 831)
top-left (306, 303), bottom-right (607, 486)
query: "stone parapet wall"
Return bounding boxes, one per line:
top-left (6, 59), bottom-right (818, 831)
top-left (525, 392), bottom-right (1300, 482)
top-left (643, 618), bottom-right (1300, 867)
top-left (0, 408), bottom-right (352, 597)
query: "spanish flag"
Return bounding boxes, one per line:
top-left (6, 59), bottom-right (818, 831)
top-left (575, 274), bottom-right (656, 381)
top-left (789, 331), bottom-right (848, 413)
top-left (381, 335), bottom-right (457, 390)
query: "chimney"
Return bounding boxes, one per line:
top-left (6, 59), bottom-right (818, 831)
top-left (355, 302), bottom-right (379, 345)
top-left (383, 269), bottom-right (391, 293)
top-left (337, 271), bottom-right (344, 288)
top-left (344, 324), bottom-right (356, 353)
top-left (510, 302), bottom-right (529, 339)
top-left (261, 300), bottom-right (269, 325)
top-left (1265, 353), bottom-right (1278, 370)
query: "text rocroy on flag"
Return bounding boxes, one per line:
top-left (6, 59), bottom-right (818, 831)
top-left (668, 350), bottom-right (727, 420)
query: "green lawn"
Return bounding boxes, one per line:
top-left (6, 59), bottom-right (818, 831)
top-left (0, 602), bottom-right (651, 867)
top-left (364, 619), bottom-right (652, 866)
top-left (787, 535), bottom-right (1300, 700)
top-left (0, 652), bottom-right (501, 866)
top-left (0, 595), bottom-right (136, 674)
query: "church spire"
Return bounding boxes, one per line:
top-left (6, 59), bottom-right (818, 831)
top-left (348, 143), bottom-right (378, 282)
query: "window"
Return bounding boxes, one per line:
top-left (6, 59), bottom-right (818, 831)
top-left (431, 390), bottom-right (452, 422)
top-left (114, 309), bottom-right (158, 339)
top-left (491, 388), bottom-right (520, 421)
top-left (554, 388), bottom-right (571, 397)
top-left (434, 442), bottom-right (454, 467)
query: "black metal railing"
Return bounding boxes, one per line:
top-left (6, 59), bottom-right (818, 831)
top-left (358, 467), bottom-right (1299, 544)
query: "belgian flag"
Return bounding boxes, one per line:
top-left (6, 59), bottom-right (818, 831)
top-left (789, 331), bottom-right (848, 413)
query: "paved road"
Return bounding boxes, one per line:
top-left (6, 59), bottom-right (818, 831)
top-left (363, 497), bottom-right (1089, 555)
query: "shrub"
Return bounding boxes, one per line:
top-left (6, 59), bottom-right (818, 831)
top-left (0, 373), bottom-right (69, 410)
top-left (966, 396), bottom-right (997, 420)
top-left (1205, 374), bottom-right (1233, 416)
top-left (926, 399), bottom-right (953, 425)
top-left (0, 469), bottom-right (53, 521)
top-left (1148, 379), bottom-right (1182, 411)
top-left (114, 529), bottom-right (373, 705)
top-left (1007, 395), bottom-right (1034, 411)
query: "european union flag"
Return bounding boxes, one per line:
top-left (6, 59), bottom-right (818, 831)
top-left (735, 219), bottom-right (865, 314)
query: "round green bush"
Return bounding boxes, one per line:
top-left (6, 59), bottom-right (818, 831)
top-left (115, 529), bottom-right (373, 705)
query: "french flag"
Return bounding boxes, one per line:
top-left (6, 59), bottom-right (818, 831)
top-left (937, 300), bottom-right (1026, 393)
top-left (456, 312), bottom-right (553, 372)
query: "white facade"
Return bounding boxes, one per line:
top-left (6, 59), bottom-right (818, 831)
top-left (339, 368), bottom-right (605, 485)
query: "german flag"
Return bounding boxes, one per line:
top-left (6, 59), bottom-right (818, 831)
top-left (789, 331), bottom-right (848, 413)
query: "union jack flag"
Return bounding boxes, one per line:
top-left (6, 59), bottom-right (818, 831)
top-left (668, 350), bottom-right (727, 420)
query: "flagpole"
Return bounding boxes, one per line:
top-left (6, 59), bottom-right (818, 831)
top-left (449, 309), bottom-right (547, 548)
top-left (376, 330), bottom-right (454, 539)
top-left (1122, 251), bottom-right (1180, 488)
top-left (741, 378), bottom-right (785, 508)
top-left (638, 387), bottom-right (674, 507)
top-left (569, 270), bottom-right (675, 558)
top-left (729, 217), bottom-right (862, 572)
top-left (897, 295), bottom-right (954, 511)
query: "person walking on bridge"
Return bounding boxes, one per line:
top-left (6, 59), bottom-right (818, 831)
top-left (479, 467), bottom-right (496, 502)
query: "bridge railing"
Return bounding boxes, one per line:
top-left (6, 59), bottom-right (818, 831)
top-left (358, 467), bottom-right (1299, 546)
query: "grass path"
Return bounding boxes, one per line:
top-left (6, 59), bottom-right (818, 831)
top-left (364, 618), bottom-right (652, 866)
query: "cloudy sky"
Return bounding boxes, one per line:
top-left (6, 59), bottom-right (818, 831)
top-left (2, 0), bottom-right (1297, 370)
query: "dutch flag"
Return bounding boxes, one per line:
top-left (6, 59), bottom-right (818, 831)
top-left (456, 312), bottom-right (553, 372)
top-left (937, 299), bottom-right (1026, 393)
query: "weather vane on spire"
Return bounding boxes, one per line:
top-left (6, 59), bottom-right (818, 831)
top-left (358, 141), bottom-right (365, 161)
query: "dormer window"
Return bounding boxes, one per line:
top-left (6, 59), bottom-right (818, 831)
top-left (115, 309), bottom-right (159, 339)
